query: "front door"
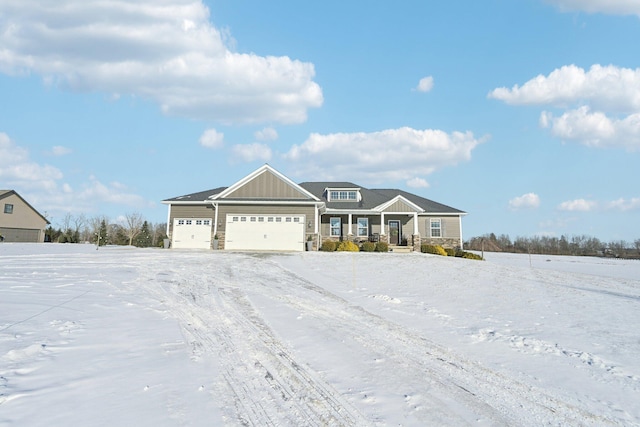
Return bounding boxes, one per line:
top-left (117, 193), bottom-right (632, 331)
top-left (388, 220), bottom-right (400, 245)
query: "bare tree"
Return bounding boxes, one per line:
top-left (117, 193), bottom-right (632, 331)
top-left (123, 212), bottom-right (144, 246)
top-left (89, 215), bottom-right (109, 245)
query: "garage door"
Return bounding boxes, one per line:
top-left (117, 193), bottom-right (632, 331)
top-left (172, 218), bottom-right (212, 249)
top-left (225, 214), bottom-right (305, 251)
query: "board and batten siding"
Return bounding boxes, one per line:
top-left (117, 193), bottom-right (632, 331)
top-left (226, 170), bottom-right (309, 199)
top-left (216, 204), bottom-right (316, 233)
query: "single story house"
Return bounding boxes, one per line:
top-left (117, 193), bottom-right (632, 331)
top-left (0, 190), bottom-right (50, 242)
top-left (162, 165), bottom-right (466, 251)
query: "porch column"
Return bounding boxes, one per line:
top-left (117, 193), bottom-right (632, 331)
top-left (413, 212), bottom-right (419, 235)
top-left (380, 212), bottom-right (385, 235)
top-left (314, 204), bottom-right (319, 234)
top-left (347, 213), bottom-right (353, 236)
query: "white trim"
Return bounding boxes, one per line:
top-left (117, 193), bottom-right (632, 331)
top-left (429, 218), bottom-right (442, 238)
top-left (373, 195), bottom-right (424, 213)
top-left (165, 204), bottom-right (171, 236)
top-left (347, 213), bottom-right (353, 235)
top-left (356, 217), bottom-right (369, 237)
top-left (213, 202), bottom-right (219, 237)
top-left (329, 217), bottom-right (341, 237)
top-left (459, 218), bottom-right (464, 250)
top-left (213, 164), bottom-right (320, 201)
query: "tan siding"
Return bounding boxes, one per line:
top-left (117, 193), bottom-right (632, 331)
top-left (383, 200), bottom-right (416, 213)
top-left (419, 215), bottom-right (461, 239)
top-left (168, 204), bottom-right (215, 236)
top-left (217, 204), bottom-right (315, 232)
top-left (0, 193), bottom-right (48, 234)
top-left (226, 170), bottom-right (308, 199)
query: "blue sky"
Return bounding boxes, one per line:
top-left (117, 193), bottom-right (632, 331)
top-left (1, 0), bottom-right (639, 242)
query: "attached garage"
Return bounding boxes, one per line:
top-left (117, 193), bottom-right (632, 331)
top-left (225, 214), bottom-right (305, 251)
top-left (171, 218), bottom-right (212, 249)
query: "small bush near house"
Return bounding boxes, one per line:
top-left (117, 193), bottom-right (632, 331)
top-left (421, 244), bottom-right (448, 256)
top-left (337, 241), bottom-right (360, 252)
top-left (360, 241), bottom-right (375, 252)
top-left (374, 242), bottom-right (389, 252)
top-left (445, 247), bottom-right (456, 257)
top-left (459, 251), bottom-right (484, 260)
top-left (321, 240), bottom-right (337, 251)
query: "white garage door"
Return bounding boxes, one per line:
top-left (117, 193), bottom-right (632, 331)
top-left (225, 214), bottom-right (305, 251)
top-left (172, 218), bottom-right (212, 249)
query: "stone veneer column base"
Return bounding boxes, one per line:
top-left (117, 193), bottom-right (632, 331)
top-left (412, 234), bottom-right (421, 252)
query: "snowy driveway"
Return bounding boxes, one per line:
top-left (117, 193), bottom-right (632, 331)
top-left (1, 244), bottom-right (639, 426)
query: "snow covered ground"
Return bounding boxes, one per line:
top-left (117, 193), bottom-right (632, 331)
top-left (1, 244), bottom-right (639, 426)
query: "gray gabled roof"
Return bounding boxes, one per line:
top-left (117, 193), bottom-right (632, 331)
top-left (371, 189), bottom-right (465, 214)
top-left (298, 182), bottom-right (465, 214)
top-left (163, 187), bottom-right (227, 203)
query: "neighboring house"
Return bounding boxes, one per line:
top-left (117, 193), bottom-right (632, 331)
top-left (0, 190), bottom-right (50, 243)
top-left (162, 165), bottom-right (466, 251)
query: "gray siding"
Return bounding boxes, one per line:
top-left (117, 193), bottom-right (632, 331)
top-left (227, 170), bottom-right (309, 199)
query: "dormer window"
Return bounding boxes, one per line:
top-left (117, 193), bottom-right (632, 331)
top-left (327, 188), bottom-right (360, 202)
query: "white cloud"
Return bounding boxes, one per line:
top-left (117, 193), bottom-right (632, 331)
top-left (0, 0), bottom-right (323, 125)
top-left (540, 106), bottom-right (640, 150)
top-left (508, 193), bottom-right (541, 210)
top-left (254, 127), bottom-right (278, 142)
top-left (0, 131), bottom-right (152, 218)
top-left (199, 129), bottom-right (224, 149)
top-left (0, 132), bottom-right (63, 191)
top-left (284, 127), bottom-right (484, 183)
top-left (415, 76), bottom-right (434, 93)
top-left (51, 145), bottom-right (72, 156)
top-left (406, 177), bottom-right (430, 189)
top-left (491, 64), bottom-right (640, 150)
top-left (546, 0), bottom-right (640, 16)
top-left (231, 143), bottom-right (272, 162)
top-left (489, 64), bottom-right (640, 112)
top-left (606, 197), bottom-right (640, 211)
top-left (558, 198), bottom-right (598, 211)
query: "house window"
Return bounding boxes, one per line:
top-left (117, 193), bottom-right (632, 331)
top-left (268, 217), bottom-right (274, 222)
top-left (328, 190), bottom-right (358, 201)
top-left (430, 219), bottom-right (442, 238)
top-left (186, 220), bottom-right (192, 225)
top-left (357, 218), bottom-right (369, 237)
top-left (196, 220), bottom-right (202, 225)
top-left (330, 217), bottom-right (341, 237)
top-left (203, 220), bottom-right (211, 226)
top-left (178, 219), bottom-right (185, 225)
top-left (3, 204), bottom-right (13, 214)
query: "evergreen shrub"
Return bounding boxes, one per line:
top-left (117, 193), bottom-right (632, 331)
top-left (337, 241), bottom-right (359, 252)
top-left (360, 241), bottom-right (375, 252)
top-left (374, 241), bottom-right (389, 252)
top-left (321, 240), bottom-right (337, 251)
top-left (421, 244), bottom-right (448, 256)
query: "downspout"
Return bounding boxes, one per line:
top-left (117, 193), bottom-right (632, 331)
top-left (212, 202), bottom-right (219, 237)
top-left (166, 204), bottom-right (171, 236)
top-left (459, 215), bottom-right (464, 250)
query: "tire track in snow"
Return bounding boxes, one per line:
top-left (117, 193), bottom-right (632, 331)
top-left (132, 253), bottom-right (368, 426)
top-left (251, 255), bottom-right (622, 426)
